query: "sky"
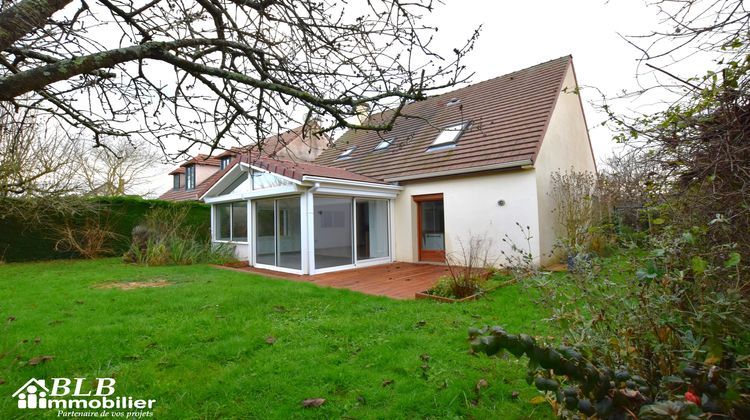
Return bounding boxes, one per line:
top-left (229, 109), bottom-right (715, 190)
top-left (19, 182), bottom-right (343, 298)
top-left (146, 0), bottom-right (691, 196)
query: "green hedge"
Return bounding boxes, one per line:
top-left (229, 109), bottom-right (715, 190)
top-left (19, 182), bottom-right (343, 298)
top-left (0, 197), bottom-right (210, 262)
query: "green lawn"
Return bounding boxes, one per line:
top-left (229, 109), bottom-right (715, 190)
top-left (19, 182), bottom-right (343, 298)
top-left (0, 259), bottom-right (554, 419)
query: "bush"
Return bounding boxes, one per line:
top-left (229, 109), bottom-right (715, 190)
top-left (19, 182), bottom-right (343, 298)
top-left (489, 224), bottom-right (750, 418)
top-left (53, 216), bottom-right (122, 259)
top-left (0, 196), bottom-right (209, 262)
top-left (549, 170), bottom-right (597, 257)
top-left (426, 235), bottom-right (496, 298)
top-left (123, 206), bottom-right (235, 266)
top-left (469, 326), bottom-right (748, 418)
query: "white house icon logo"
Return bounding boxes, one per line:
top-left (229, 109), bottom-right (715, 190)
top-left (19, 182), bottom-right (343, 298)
top-left (12, 378), bottom-right (50, 409)
top-left (10, 377), bottom-right (156, 412)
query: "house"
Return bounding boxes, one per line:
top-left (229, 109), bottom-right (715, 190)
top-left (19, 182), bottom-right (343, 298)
top-left (159, 123), bottom-right (329, 202)
top-left (196, 55), bottom-right (596, 274)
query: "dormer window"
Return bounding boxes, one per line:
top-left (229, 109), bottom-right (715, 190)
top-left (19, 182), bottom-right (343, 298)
top-left (427, 121), bottom-right (470, 151)
top-left (220, 156), bottom-right (231, 170)
top-left (185, 165), bottom-right (196, 190)
top-left (173, 174), bottom-right (180, 190)
top-left (374, 137), bottom-right (394, 151)
top-left (336, 147), bottom-right (356, 160)
top-left (445, 98), bottom-right (461, 107)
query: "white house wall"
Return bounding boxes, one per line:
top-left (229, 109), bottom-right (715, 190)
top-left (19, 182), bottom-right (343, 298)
top-left (534, 62), bottom-right (598, 265)
top-left (393, 169), bottom-right (542, 267)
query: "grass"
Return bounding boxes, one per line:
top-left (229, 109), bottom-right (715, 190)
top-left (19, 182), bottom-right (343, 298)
top-left (0, 258), bottom-right (555, 419)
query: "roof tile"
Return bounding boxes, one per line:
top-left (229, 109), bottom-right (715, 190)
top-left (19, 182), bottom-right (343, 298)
top-left (314, 56), bottom-right (572, 181)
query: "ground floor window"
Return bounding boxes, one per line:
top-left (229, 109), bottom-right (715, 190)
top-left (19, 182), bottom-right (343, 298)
top-left (255, 197), bottom-right (302, 270)
top-left (356, 199), bottom-right (389, 261)
top-left (215, 202), bottom-right (248, 242)
top-left (314, 196), bottom-right (389, 270)
top-left (314, 197), bottom-right (354, 269)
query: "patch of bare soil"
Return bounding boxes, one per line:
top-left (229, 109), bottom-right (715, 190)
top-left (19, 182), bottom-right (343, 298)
top-left (96, 279), bottom-right (173, 290)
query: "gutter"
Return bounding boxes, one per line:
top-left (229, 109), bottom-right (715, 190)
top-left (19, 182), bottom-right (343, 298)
top-left (384, 159), bottom-right (533, 182)
top-left (301, 175), bottom-right (403, 191)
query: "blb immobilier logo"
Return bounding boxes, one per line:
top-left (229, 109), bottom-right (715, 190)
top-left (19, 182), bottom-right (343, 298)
top-left (11, 377), bottom-right (156, 417)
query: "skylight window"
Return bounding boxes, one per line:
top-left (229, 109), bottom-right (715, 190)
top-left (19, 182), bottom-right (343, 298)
top-left (445, 98), bottom-right (461, 107)
top-left (337, 147), bottom-right (356, 160)
top-left (374, 137), bottom-right (394, 151)
top-left (428, 121), bottom-right (470, 151)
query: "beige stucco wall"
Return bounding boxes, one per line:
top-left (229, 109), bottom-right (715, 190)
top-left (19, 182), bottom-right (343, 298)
top-left (195, 164), bottom-right (218, 185)
top-left (393, 169), bottom-right (542, 267)
top-left (533, 62), bottom-right (597, 265)
top-left (276, 134), bottom-right (329, 162)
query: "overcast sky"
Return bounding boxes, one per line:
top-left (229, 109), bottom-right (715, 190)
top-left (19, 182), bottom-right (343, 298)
top-left (148, 0), bottom-right (689, 196)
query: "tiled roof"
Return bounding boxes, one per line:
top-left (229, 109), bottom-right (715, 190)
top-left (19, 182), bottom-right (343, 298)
top-left (166, 154), bottom-right (220, 176)
top-left (159, 158), bottom-right (239, 201)
top-left (180, 154), bottom-right (221, 167)
top-left (314, 56), bottom-right (573, 181)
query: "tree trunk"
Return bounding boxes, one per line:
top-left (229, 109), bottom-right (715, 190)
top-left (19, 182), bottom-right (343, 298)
top-left (0, 0), bottom-right (73, 51)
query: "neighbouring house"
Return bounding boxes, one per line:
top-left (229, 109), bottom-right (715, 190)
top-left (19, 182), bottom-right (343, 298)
top-left (176, 56), bottom-right (595, 274)
top-left (159, 123), bottom-right (329, 202)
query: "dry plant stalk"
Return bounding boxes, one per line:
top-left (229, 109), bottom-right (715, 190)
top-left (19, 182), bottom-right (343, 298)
top-left (54, 218), bottom-right (122, 259)
top-left (549, 169), bottom-right (597, 253)
top-left (444, 235), bottom-right (497, 298)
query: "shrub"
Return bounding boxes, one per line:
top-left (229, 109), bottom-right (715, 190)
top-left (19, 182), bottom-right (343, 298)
top-left (469, 326), bottom-right (749, 418)
top-left (53, 217), bottom-right (122, 259)
top-left (0, 196), bottom-right (209, 262)
top-left (549, 169), bottom-right (597, 257)
top-left (499, 222), bottom-right (538, 281)
top-left (123, 207), bottom-right (235, 266)
top-left (488, 223), bottom-right (750, 418)
top-left (426, 235), bottom-right (496, 298)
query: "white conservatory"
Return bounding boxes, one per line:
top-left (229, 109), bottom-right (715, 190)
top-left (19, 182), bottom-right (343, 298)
top-left (202, 160), bottom-right (402, 275)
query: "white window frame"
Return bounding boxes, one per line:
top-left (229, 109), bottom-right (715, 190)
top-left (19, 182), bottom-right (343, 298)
top-left (428, 121), bottom-right (470, 151)
top-left (373, 137), bottom-right (394, 151)
top-left (309, 194), bottom-right (392, 275)
top-left (251, 194), bottom-right (305, 275)
top-left (213, 201), bottom-right (248, 244)
top-left (185, 165), bottom-right (196, 190)
top-left (336, 147), bottom-right (356, 160)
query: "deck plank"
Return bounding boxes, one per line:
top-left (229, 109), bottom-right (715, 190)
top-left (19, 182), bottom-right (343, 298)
top-left (219, 263), bottom-right (448, 299)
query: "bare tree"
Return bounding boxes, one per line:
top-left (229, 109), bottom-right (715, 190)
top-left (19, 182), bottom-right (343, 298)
top-left (549, 170), bottom-right (598, 254)
top-left (0, 103), bottom-right (81, 199)
top-left (627, 0), bottom-right (749, 62)
top-left (0, 0), bottom-right (478, 157)
top-left (75, 138), bottom-right (161, 196)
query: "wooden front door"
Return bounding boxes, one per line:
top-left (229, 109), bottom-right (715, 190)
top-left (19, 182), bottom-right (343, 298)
top-left (414, 194), bottom-right (445, 262)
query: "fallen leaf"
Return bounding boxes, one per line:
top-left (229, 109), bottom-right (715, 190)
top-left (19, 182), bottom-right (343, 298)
top-left (301, 398), bottom-right (325, 408)
top-left (27, 355), bottom-right (54, 366)
top-left (476, 379), bottom-right (489, 390)
top-left (265, 336), bottom-right (276, 345)
top-left (382, 379), bottom-right (394, 387)
top-left (530, 396), bottom-right (547, 405)
top-left (7, 316), bottom-right (15, 322)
